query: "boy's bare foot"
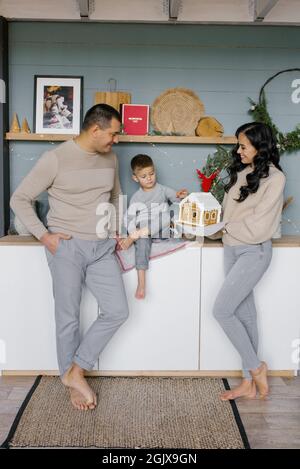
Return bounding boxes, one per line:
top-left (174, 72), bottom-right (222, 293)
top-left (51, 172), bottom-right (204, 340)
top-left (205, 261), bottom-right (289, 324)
top-left (117, 236), bottom-right (134, 250)
top-left (139, 226), bottom-right (150, 238)
top-left (135, 285), bottom-right (145, 299)
top-left (135, 270), bottom-right (146, 299)
top-left (251, 361), bottom-right (269, 398)
top-left (220, 379), bottom-right (257, 401)
top-left (62, 363), bottom-right (97, 410)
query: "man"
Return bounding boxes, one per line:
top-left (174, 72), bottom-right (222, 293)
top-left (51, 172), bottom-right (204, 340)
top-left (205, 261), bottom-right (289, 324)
top-left (10, 104), bottom-right (129, 411)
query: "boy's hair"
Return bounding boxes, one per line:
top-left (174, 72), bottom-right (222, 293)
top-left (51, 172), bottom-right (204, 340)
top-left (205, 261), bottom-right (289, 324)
top-left (82, 103), bottom-right (121, 131)
top-left (131, 154), bottom-right (154, 172)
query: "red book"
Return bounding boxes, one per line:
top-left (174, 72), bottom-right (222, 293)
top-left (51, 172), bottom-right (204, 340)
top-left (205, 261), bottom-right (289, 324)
top-left (122, 104), bottom-right (149, 135)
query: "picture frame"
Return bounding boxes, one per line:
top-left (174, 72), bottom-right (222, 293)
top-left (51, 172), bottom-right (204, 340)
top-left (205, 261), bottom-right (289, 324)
top-left (34, 75), bottom-right (83, 134)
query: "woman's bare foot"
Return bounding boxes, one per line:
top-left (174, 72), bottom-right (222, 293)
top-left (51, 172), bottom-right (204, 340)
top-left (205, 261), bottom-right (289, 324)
top-left (69, 388), bottom-right (89, 411)
top-left (62, 363), bottom-right (97, 410)
top-left (220, 379), bottom-right (257, 401)
top-left (135, 270), bottom-right (146, 299)
top-left (251, 361), bottom-right (269, 398)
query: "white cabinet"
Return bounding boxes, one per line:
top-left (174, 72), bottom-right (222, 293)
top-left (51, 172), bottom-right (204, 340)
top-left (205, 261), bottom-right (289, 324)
top-left (0, 241), bottom-right (299, 374)
top-left (99, 248), bottom-right (201, 371)
top-left (0, 245), bottom-right (200, 372)
top-left (0, 246), bottom-right (98, 371)
top-left (200, 247), bottom-right (300, 372)
top-left (0, 246), bottom-right (57, 370)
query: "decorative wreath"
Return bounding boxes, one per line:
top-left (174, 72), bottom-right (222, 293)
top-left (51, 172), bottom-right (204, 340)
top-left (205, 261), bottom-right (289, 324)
top-left (249, 68), bottom-right (300, 154)
top-left (199, 68), bottom-right (300, 202)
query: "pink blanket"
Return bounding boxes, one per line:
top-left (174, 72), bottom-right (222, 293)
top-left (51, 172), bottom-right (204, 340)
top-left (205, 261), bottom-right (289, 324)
top-left (115, 239), bottom-right (189, 273)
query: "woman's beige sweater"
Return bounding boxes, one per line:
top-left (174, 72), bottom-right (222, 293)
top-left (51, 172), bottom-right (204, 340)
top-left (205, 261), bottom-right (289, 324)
top-left (219, 164), bottom-right (285, 246)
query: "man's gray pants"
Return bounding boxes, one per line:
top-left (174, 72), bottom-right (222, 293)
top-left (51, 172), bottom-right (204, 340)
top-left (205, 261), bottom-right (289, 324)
top-left (45, 237), bottom-right (129, 376)
top-left (213, 240), bottom-right (272, 379)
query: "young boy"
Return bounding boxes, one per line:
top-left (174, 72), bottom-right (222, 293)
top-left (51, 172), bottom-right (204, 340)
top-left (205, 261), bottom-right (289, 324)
top-left (119, 154), bottom-right (188, 299)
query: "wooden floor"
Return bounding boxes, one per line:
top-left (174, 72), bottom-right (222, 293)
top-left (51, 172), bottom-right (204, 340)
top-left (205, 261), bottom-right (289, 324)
top-left (0, 375), bottom-right (300, 449)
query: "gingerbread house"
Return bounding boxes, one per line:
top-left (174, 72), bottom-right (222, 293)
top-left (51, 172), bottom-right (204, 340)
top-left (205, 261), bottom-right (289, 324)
top-left (176, 192), bottom-right (221, 228)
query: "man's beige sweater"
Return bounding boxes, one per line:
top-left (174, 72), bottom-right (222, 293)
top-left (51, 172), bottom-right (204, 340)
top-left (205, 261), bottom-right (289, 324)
top-left (10, 139), bottom-right (122, 240)
top-left (220, 164), bottom-right (286, 246)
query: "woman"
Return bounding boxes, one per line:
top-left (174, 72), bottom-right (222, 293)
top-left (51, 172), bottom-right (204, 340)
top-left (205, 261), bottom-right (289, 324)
top-left (213, 122), bottom-right (285, 401)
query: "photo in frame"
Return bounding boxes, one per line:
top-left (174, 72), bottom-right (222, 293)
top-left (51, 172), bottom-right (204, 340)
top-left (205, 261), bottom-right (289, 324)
top-left (34, 75), bottom-right (83, 134)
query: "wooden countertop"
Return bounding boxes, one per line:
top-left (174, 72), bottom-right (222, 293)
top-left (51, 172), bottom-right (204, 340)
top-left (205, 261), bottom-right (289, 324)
top-left (202, 235), bottom-right (300, 247)
top-left (1, 235), bottom-right (300, 247)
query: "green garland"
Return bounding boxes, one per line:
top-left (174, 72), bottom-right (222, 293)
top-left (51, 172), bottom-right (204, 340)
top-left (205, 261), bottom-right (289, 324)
top-left (249, 68), bottom-right (300, 154)
top-left (200, 68), bottom-right (300, 202)
top-left (249, 95), bottom-right (300, 154)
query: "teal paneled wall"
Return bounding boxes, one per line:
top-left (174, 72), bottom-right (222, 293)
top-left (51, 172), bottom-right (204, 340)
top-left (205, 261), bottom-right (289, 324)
top-left (9, 22), bottom-right (300, 234)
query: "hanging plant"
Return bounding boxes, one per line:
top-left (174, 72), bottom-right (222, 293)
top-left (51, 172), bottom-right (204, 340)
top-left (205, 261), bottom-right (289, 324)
top-left (196, 146), bottom-right (232, 203)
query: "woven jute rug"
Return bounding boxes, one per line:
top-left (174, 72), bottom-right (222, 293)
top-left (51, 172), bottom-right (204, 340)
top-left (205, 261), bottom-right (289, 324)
top-left (2, 376), bottom-right (250, 449)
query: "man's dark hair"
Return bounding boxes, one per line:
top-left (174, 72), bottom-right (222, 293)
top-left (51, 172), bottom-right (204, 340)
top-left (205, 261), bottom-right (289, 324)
top-left (131, 154), bottom-right (154, 172)
top-left (82, 103), bottom-right (121, 131)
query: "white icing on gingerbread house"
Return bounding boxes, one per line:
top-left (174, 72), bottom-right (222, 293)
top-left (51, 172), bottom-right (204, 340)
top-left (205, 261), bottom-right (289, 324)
top-left (177, 192), bottom-right (221, 227)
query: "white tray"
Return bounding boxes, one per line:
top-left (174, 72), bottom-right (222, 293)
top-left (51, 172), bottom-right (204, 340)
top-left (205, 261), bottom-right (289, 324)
top-left (174, 220), bottom-right (225, 237)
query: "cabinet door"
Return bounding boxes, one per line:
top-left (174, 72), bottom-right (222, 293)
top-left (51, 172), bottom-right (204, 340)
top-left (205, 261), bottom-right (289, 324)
top-left (255, 247), bottom-right (300, 371)
top-left (0, 246), bottom-right (99, 372)
top-left (200, 247), bottom-right (300, 372)
top-left (200, 247), bottom-right (241, 371)
top-left (0, 246), bottom-right (57, 371)
top-left (98, 248), bottom-right (201, 371)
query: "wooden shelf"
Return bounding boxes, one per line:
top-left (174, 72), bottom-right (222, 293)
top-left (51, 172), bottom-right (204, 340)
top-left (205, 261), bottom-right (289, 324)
top-left (6, 132), bottom-right (76, 141)
top-left (6, 132), bottom-right (237, 144)
top-left (1, 234), bottom-right (300, 247)
top-left (119, 135), bottom-right (237, 144)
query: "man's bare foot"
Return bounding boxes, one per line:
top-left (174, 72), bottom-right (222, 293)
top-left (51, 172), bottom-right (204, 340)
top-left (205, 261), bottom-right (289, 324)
top-left (135, 285), bottom-right (145, 299)
top-left (220, 379), bottom-right (257, 401)
top-left (251, 361), bottom-right (269, 398)
top-left (62, 363), bottom-right (97, 410)
top-left (69, 388), bottom-right (90, 411)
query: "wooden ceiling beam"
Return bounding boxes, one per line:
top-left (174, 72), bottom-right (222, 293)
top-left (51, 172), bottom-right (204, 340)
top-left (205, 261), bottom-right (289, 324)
top-left (77, 0), bottom-right (90, 19)
top-left (250, 0), bottom-right (280, 22)
top-left (169, 0), bottom-right (182, 20)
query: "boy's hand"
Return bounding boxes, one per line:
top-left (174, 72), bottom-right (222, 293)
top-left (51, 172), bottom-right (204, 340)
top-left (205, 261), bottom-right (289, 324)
top-left (176, 189), bottom-right (188, 199)
top-left (117, 236), bottom-right (135, 250)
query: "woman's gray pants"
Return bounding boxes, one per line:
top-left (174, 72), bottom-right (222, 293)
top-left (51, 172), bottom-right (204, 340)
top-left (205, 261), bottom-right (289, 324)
top-left (213, 240), bottom-right (272, 379)
top-left (45, 237), bottom-right (129, 376)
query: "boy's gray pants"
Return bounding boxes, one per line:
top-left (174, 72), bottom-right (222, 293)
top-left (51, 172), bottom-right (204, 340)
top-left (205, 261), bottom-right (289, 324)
top-left (45, 237), bottom-right (129, 376)
top-left (134, 228), bottom-right (169, 270)
top-left (135, 237), bottom-right (152, 270)
top-left (213, 240), bottom-right (272, 379)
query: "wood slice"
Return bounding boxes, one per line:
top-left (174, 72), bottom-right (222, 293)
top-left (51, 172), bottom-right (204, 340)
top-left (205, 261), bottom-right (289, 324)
top-left (151, 88), bottom-right (205, 136)
top-left (196, 116), bottom-right (224, 137)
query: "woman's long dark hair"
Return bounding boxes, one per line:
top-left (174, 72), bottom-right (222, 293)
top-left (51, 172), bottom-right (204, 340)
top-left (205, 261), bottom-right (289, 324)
top-left (224, 122), bottom-right (283, 202)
